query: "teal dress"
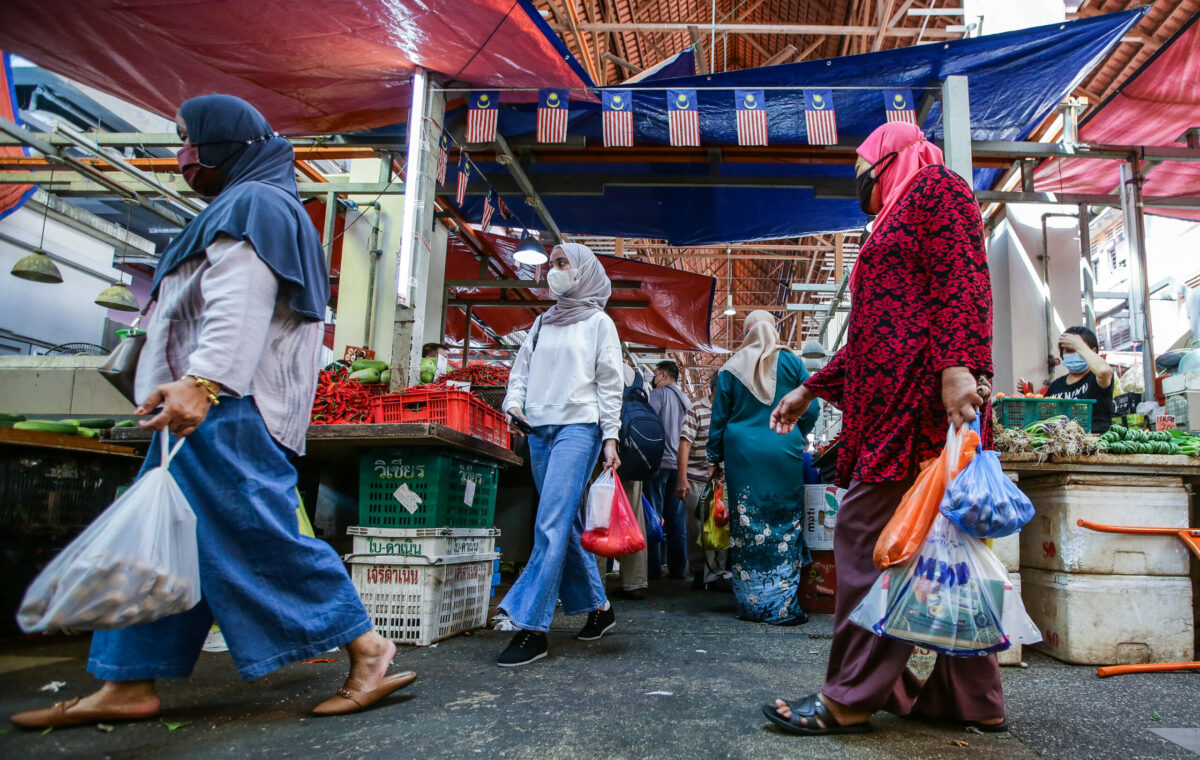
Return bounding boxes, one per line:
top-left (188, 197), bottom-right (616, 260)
top-left (707, 351), bottom-right (819, 624)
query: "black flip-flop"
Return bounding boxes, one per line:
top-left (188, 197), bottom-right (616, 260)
top-left (762, 694), bottom-right (872, 736)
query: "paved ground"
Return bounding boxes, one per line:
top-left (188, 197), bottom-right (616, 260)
top-left (1, 578), bottom-right (1197, 760)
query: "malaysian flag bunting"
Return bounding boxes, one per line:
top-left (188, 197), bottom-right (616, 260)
top-left (537, 89), bottom-right (569, 143)
top-left (804, 89), bottom-right (838, 145)
top-left (481, 189), bottom-right (496, 229)
top-left (602, 90), bottom-right (634, 147)
top-left (466, 91), bottom-right (499, 143)
top-left (455, 155), bottom-right (471, 206)
top-left (496, 193), bottom-right (511, 219)
top-left (883, 89), bottom-right (918, 124)
top-left (667, 89), bottom-right (700, 147)
top-left (735, 89), bottom-right (767, 146)
top-left (436, 131), bottom-right (450, 186)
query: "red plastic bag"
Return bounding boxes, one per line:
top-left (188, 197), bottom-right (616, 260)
top-left (873, 424), bottom-right (979, 571)
top-left (582, 473), bottom-right (647, 559)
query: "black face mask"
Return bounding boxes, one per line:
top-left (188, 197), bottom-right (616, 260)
top-left (855, 151), bottom-right (898, 214)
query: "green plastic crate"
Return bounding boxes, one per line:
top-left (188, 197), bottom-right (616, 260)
top-left (995, 397), bottom-right (1094, 431)
top-left (359, 449), bottom-right (499, 529)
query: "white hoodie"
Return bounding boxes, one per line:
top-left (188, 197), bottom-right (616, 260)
top-left (503, 311), bottom-right (623, 439)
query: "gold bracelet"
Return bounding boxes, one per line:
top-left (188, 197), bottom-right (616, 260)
top-left (189, 375), bottom-right (221, 405)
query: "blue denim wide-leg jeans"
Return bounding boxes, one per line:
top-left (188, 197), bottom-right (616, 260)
top-left (499, 423), bottom-right (607, 632)
top-left (88, 397), bottom-right (373, 682)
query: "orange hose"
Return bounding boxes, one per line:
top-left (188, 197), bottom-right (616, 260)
top-left (1097, 662), bottom-right (1200, 678)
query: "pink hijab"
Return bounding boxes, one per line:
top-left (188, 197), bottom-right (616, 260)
top-left (857, 122), bottom-right (945, 234)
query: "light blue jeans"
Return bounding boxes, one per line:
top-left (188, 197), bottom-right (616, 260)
top-left (499, 423), bottom-right (607, 632)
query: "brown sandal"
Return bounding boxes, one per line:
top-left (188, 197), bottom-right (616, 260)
top-left (10, 697), bottom-right (160, 729)
top-left (311, 671), bottom-right (417, 716)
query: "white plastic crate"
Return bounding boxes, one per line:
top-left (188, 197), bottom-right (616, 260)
top-left (991, 533), bottom-right (1020, 574)
top-left (346, 526), bottom-right (499, 562)
top-left (350, 555), bottom-right (497, 646)
top-left (1018, 474), bottom-right (1190, 576)
top-left (1021, 568), bottom-right (1194, 665)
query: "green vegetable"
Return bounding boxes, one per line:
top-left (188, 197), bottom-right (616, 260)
top-left (76, 418), bottom-right (115, 429)
top-left (114, 420), bottom-right (137, 428)
top-left (0, 413), bottom-right (25, 423)
top-left (351, 359), bottom-right (389, 373)
top-left (349, 368), bottom-right (382, 384)
top-left (13, 420), bottom-right (80, 435)
top-left (75, 427), bottom-right (100, 439)
top-left (1109, 424), bottom-right (1127, 438)
top-left (380, 369), bottom-right (391, 385)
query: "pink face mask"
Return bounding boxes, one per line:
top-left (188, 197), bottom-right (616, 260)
top-left (177, 141), bottom-right (221, 196)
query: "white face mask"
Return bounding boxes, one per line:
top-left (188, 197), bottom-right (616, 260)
top-left (546, 267), bottom-right (576, 296)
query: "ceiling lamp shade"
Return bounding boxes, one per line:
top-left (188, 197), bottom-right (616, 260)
top-left (10, 248), bottom-right (63, 283)
top-left (723, 293), bottom-right (736, 316)
top-left (800, 339), bottom-right (828, 359)
top-left (95, 282), bottom-right (140, 311)
top-left (513, 235), bottom-right (549, 266)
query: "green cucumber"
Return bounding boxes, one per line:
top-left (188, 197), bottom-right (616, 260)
top-left (14, 420), bottom-right (80, 436)
top-left (76, 418), bottom-right (115, 429)
top-left (0, 413), bottom-right (25, 423)
top-left (114, 420), bottom-right (137, 428)
top-left (76, 427), bottom-right (100, 439)
top-left (351, 359), bottom-right (389, 373)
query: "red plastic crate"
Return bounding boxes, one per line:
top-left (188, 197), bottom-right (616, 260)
top-left (372, 390), bottom-right (509, 449)
top-left (364, 383), bottom-right (393, 397)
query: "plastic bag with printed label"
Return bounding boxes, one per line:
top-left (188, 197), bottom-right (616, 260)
top-left (850, 513), bottom-right (1041, 656)
top-left (582, 473), bottom-right (647, 558)
top-left (18, 435), bottom-right (200, 633)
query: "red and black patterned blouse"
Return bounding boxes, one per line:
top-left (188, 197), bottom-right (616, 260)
top-left (804, 164), bottom-right (993, 488)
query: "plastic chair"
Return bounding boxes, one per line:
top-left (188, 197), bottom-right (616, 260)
top-left (1076, 519), bottom-right (1200, 677)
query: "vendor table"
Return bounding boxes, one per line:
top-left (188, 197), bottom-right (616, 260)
top-left (0, 426), bottom-right (141, 458)
top-left (1000, 452), bottom-right (1200, 479)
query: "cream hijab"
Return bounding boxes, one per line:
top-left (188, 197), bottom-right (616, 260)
top-left (722, 310), bottom-right (789, 405)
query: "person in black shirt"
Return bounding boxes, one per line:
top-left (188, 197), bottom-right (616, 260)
top-left (1046, 325), bottom-right (1114, 432)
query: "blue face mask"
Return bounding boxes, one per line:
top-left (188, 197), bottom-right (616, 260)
top-left (1062, 353), bottom-right (1089, 374)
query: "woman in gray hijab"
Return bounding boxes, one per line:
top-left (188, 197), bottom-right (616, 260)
top-left (496, 243), bottom-right (625, 667)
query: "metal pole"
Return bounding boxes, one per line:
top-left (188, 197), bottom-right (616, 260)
top-left (321, 189), bottom-right (337, 269)
top-left (1118, 160), bottom-right (1156, 396)
top-left (397, 67), bottom-right (429, 304)
top-left (941, 75), bottom-right (974, 190)
top-left (1078, 203), bottom-right (1096, 333)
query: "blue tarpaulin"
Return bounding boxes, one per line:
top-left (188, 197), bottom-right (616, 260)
top-left (452, 9), bottom-right (1142, 244)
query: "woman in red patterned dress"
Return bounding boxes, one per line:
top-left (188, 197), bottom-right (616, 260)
top-left (761, 121), bottom-right (1003, 736)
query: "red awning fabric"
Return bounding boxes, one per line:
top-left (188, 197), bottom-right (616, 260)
top-left (1033, 11), bottom-right (1200, 221)
top-left (445, 231), bottom-right (716, 351)
top-left (0, 53), bottom-right (34, 221)
top-left (0, 1), bottom-right (588, 134)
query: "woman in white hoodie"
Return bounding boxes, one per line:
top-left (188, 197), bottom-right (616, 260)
top-left (498, 243), bottom-right (624, 667)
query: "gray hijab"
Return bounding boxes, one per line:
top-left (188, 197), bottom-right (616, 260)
top-left (540, 243), bottom-right (612, 326)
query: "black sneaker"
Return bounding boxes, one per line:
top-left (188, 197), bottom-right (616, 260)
top-left (497, 630), bottom-right (548, 667)
top-left (577, 605), bottom-right (616, 641)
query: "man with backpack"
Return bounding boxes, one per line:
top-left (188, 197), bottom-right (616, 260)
top-left (646, 361), bottom-right (691, 580)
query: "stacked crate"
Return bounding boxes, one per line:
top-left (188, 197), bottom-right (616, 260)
top-left (347, 449), bottom-right (502, 646)
top-left (1018, 473), bottom-right (1194, 665)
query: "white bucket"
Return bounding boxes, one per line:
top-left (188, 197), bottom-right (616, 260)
top-left (803, 485), bottom-right (844, 551)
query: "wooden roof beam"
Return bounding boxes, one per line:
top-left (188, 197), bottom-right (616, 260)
top-left (688, 25), bottom-right (709, 74)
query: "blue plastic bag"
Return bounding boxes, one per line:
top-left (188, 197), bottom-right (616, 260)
top-left (939, 419), bottom-right (1034, 539)
top-left (642, 495), bottom-right (665, 543)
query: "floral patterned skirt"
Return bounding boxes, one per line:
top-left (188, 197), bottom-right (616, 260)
top-left (726, 473), bottom-right (811, 624)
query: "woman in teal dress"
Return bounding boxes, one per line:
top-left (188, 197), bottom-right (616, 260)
top-left (708, 311), bottom-right (819, 625)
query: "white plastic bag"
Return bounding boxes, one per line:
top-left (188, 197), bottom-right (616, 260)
top-left (850, 514), bottom-right (1041, 656)
top-left (585, 470), bottom-right (618, 532)
top-left (17, 435), bottom-right (201, 633)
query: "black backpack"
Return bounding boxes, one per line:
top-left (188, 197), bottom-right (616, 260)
top-left (616, 372), bottom-right (665, 482)
top-left (530, 319), bottom-right (664, 480)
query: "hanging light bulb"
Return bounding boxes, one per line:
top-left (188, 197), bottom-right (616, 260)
top-left (95, 282), bottom-right (140, 311)
top-left (722, 247), bottom-right (736, 315)
top-left (723, 293), bottom-right (736, 316)
top-left (11, 169), bottom-right (64, 283)
top-left (513, 232), bottom-right (549, 266)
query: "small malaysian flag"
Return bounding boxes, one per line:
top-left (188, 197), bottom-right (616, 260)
top-left (804, 89), bottom-right (838, 145)
top-left (667, 89), bottom-right (700, 147)
top-left (602, 90), bottom-right (634, 147)
top-left (735, 89), bottom-right (767, 146)
top-left (537, 89), bottom-right (569, 143)
top-left (466, 91), bottom-right (499, 143)
top-left (436, 131), bottom-right (450, 186)
top-left (455, 155), bottom-right (471, 206)
top-left (883, 89), bottom-right (918, 124)
top-left (496, 193), bottom-right (511, 219)
top-left (481, 189), bottom-right (496, 229)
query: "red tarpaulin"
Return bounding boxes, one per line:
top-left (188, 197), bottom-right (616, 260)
top-left (445, 231), bottom-right (716, 351)
top-left (0, 53), bottom-right (34, 221)
top-left (0, 0), bottom-right (589, 134)
top-left (1034, 11), bottom-right (1200, 221)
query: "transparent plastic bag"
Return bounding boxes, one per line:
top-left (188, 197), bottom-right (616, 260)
top-left (582, 473), bottom-right (647, 558)
top-left (585, 470), bottom-right (618, 531)
top-left (874, 424), bottom-right (979, 571)
top-left (939, 446), bottom-right (1035, 539)
top-left (17, 435), bottom-right (201, 633)
top-left (851, 514), bottom-right (1041, 656)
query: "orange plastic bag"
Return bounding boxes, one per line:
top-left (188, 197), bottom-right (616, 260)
top-left (582, 473), bottom-right (647, 559)
top-left (873, 424), bottom-right (980, 571)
